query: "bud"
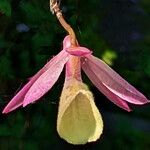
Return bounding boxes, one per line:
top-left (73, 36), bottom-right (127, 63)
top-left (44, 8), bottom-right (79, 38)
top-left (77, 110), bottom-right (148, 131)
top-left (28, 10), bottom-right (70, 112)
top-left (57, 78), bottom-right (103, 144)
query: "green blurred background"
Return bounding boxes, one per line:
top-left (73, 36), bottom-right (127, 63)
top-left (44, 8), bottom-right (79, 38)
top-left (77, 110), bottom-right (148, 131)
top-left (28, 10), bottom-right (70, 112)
top-left (0, 0), bottom-right (150, 149)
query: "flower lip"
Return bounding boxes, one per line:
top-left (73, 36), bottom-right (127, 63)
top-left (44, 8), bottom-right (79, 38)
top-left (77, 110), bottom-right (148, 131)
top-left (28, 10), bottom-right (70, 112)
top-left (65, 47), bottom-right (92, 57)
top-left (57, 78), bottom-right (103, 144)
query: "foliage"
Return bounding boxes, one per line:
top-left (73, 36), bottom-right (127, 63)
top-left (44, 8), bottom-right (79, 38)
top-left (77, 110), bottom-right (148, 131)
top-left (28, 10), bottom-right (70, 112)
top-left (0, 0), bottom-right (11, 16)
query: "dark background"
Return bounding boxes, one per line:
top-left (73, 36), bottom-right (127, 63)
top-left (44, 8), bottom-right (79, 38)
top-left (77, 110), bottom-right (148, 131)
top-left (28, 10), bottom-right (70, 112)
top-left (0, 0), bottom-right (150, 149)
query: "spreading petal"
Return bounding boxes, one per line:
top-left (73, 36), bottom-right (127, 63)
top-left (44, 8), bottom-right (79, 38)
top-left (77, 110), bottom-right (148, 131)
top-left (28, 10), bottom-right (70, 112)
top-left (82, 62), bottom-right (131, 111)
top-left (82, 55), bottom-right (149, 106)
top-left (2, 50), bottom-right (68, 113)
top-left (2, 83), bottom-right (35, 114)
top-left (23, 50), bottom-right (69, 107)
top-left (57, 78), bottom-right (103, 144)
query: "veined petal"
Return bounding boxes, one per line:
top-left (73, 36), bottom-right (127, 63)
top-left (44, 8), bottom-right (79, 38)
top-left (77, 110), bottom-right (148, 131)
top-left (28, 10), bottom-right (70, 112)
top-left (57, 78), bottom-right (103, 144)
top-left (82, 62), bottom-right (131, 111)
top-left (23, 50), bottom-right (69, 107)
top-left (2, 50), bottom-right (68, 113)
top-left (82, 55), bottom-right (149, 105)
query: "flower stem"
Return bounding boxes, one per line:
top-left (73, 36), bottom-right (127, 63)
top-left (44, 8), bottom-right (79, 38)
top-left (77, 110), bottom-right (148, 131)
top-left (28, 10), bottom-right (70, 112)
top-left (50, 0), bottom-right (81, 81)
top-left (50, 0), bottom-right (77, 47)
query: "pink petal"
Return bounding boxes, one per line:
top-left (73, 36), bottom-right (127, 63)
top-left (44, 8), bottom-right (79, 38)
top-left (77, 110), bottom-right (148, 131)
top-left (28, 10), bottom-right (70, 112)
top-left (82, 55), bottom-right (149, 105)
top-left (66, 47), bottom-right (92, 57)
top-left (23, 51), bottom-right (69, 107)
top-left (2, 83), bottom-right (34, 114)
top-left (2, 50), bottom-right (68, 113)
top-left (82, 61), bottom-right (131, 111)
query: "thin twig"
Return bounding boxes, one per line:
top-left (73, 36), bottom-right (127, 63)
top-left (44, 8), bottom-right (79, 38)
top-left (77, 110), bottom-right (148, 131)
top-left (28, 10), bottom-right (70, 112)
top-left (50, 0), bottom-right (77, 46)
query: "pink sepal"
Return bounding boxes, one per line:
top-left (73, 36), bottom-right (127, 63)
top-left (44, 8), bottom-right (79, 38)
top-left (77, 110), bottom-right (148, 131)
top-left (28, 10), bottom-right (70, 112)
top-left (2, 82), bottom-right (35, 114)
top-left (82, 55), bottom-right (149, 109)
top-left (2, 50), bottom-right (69, 113)
top-left (82, 59), bottom-right (131, 111)
top-left (23, 50), bottom-right (69, 107)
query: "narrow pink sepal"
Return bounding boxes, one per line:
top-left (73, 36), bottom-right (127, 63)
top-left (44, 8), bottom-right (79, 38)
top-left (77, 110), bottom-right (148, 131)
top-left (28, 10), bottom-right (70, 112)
top-left (23, 50), bottom-right (69, 107)
top-left (2, 63), bottom-right (48, 114)
top-left (82, 55), bottom-right (149, 105)
top-left (82, 60), bottom-right (131, 111)
top-left (2, 50), bottom-right (68, 113)
top-left (66, 47), bottom-right (92, 57)
top-left (2, 84), bottom-right (30, 114)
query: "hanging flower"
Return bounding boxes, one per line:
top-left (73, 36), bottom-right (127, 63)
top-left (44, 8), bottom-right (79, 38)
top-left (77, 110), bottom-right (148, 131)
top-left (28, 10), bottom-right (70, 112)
top-left (2, 35), bottom-right (149, 144)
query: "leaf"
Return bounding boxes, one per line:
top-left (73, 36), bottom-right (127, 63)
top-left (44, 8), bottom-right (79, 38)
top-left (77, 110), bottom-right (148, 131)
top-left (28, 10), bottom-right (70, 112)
top-left (0, 0), bottom-right (11, 16)
top-left (20, 1), bottom-right (49, 24)
top-left (0, 55), bottom-right (14, 79)
top-left (32, 32), bottom-right (52, 48)
top-left (102, 49), bottom-right (117, 66)
top-left (0, 35), bottom-right (7, 48)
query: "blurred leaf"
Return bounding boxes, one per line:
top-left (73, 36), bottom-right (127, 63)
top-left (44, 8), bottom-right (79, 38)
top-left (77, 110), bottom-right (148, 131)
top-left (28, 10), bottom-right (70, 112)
top-left (0, 0), bottom-right (11, 16)
top-left (19, 50), bottom-right (30, 76)
top-left (0, 34), bottom-right (7, 48)
top-left (0, 55), bottom-right (14, 79)
top-left (20, 1), bottom-right (49, 25)
top-left (144, 58), bottom-right (150, 77)
top-left (32, 32), bottom-right (52, 48)
top-left (0, 113), bottom-right (24, 137)
top-left (102, 49), bottom-right (117, 66)
top-left (23, 142), bottom-right (38, 150)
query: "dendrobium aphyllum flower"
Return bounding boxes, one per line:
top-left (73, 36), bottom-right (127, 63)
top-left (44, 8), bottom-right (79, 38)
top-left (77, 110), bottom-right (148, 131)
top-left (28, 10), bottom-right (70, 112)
top-left (2, 35), bottom-right (149, 144)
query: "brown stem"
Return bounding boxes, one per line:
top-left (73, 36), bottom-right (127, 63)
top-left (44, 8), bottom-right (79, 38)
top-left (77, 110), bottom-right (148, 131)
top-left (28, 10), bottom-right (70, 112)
top-left (50, 0), bottom-right (77, 46)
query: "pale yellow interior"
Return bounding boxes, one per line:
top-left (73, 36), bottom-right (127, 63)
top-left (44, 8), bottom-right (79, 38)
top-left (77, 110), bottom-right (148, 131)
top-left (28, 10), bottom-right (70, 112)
top-left (58, 92), bottom-right (100, 144)
top-left (57, 79), bottom-right (103, 145)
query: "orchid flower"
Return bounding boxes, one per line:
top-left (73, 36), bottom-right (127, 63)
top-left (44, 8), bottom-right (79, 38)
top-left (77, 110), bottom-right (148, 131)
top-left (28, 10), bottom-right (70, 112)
top-left (2, 35), bottom-right (149, 144)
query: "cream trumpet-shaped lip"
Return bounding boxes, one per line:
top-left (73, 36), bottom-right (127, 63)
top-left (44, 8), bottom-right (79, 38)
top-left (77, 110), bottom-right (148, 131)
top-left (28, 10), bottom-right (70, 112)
top-left (57, 78), bottom-right (103, 144)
